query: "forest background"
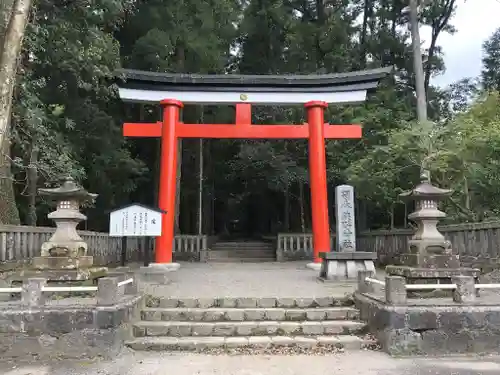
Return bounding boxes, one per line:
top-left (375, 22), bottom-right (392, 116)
top-left (1, 0), bottom-right (500, 237)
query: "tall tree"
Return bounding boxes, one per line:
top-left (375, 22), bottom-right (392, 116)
top-left (482, 27), bottom-right (500, 92)
top-left (0, 0), bottom-right (32, 224)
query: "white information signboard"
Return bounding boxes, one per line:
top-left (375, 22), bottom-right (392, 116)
top-left (335, 184), bottom-right (356, 252)
top-left (109, 204), bottom-right (163, 237)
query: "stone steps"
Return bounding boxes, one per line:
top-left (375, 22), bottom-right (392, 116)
top-left (206, 258), bottom-right (276, 263)
top-left (127, 295), bottom-right (368, 352)
top-left (141, 306), bottom-right (359, 321)
top-left (146, 296), bottom-right (354, 309)
top-left (133, 320), bottom-right (365, 337)
top-left (207, 253), bottom-right (275, 260)
top-left (209, 241), bottom-right (275, 262)
top-left (126, 335), bottom-right (373, 351)
top-left (211, 241), bottom-right (274, 248)
top-left (209, 249), bottom-right (275, 254)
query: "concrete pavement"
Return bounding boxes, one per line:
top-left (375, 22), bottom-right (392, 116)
top-left (2, 351), bottom-right (500, 375)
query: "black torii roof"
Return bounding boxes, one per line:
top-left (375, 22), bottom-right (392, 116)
top-left (116, 67), bottom-right (393, 93)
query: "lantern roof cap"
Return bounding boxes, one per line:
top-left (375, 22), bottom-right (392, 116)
top-left (38, 177), bottom-right (98, 201)
top-left (399, 171), bottom-right (452, 200)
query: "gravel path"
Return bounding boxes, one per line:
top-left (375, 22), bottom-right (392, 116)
top-left (2, 351), bottom-right (500, 375)
top-left (144, 262), bottom-right (385, 298)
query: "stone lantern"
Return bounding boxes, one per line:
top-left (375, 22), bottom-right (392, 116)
top-left (386, 171), bottom-right (479, 285)
top-left (32, 177), bottom-right (98, 273)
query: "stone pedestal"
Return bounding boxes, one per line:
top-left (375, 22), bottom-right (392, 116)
top-left (386, 264), bottom-right (480, 288)
top-left (32, 255), bottom-right (94, 270)
top-left (7, 267), bottom-right (107, 285)
top-left (318, 251), bottom-right (377, 281)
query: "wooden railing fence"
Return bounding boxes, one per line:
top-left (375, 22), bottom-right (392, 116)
top-left (358, 222), bottom-right (500, 268)
top-left (0, 225), bottom-right (207, 266)
top-left (5, 222), bottom-right (500, 268)
top-left (278, 222), bottom-right (500, 268)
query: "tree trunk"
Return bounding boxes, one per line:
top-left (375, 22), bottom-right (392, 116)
top-left (197, 107), bottom-right (204, 235)
top-left (173, 44), bottom-right (185, 235)
top-left (174, 139), bottom-right (182, 234)
top-left (26, 141), bottom-right (38, 226)
top-left (423, 0), bottom-right (456, 93)
top-left (389, 205), bottom-right (395, 229)
top-left (359, 0), bottom-right (372, 68)
top-left (299, 181), bottom-right (305, 233)
top-left (153, 105), bottom-right (161, 206)
top-left (0, 0), bottom-right (15, 50)
top-left (284, 183), bottom-right (290, 231)
top-left (403, 202), bottom-right (408, 228)
top-left (314, 0), bottom-right (326, 69)
top-left (0, 0), bottom-right (31, 225)
top-left (0, 135), bottom-right (19, 224)
top-left (463, 175), bottom-right (471, 210)
top-left (197, 138), bottom-right (203, 235)
top-left (0, 0), bottom-right (32, 156)
top-left (283, 142), bottom-right (290, 231)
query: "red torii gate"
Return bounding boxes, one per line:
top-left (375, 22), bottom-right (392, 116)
top-left (118, 68), bottom-right (390, 265)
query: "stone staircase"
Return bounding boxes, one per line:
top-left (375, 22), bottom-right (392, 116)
top-left (126, 296), bottom-right (374, 352)
top-left (208, 240), bottom-right (275, 262)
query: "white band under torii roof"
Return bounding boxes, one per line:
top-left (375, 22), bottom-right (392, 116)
top-left (118, 87), bottom-right (368, 105)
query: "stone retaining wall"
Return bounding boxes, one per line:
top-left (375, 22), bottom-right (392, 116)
top-left (355, 292), bottom-right (500, 356)
top-left (0, 273), bottom-right (143, 360)
top-left (354, 271), bottom-right (500, 356)
top-left (0, 294), bottom-right (143, 360)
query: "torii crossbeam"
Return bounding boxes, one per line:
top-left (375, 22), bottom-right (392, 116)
top-left (118, 67), bottom-right (391, 266)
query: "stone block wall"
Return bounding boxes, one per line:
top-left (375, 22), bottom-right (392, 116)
top-left (355, 293), bottom-right (500, 356)
top-left (0, 294), bottom-right (143, 360)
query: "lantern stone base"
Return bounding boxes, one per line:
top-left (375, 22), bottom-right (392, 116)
top-left (40, 240), bottom-right (88, 258)
top-left (386, 265), bottom-right (480, 297)
top-left (399, 253), bottom-right (461, 269)
top-left (386, 265), bottom-right (480, 280)
top-left (7, 266), bottom-right (108, 284)
top-left (32, 255), bottom-right (94, 270)
top-left (318, 252), bottom-right (377, 281)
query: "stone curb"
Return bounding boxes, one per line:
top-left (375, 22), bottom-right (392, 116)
top-left (141, 307), bottom-right (360, 322)
top-left (146, 296), bottom-right (354, 309)
top-left (126, 335), bottom-right (372, 351)
top-left (133, 320), bottom-right (366, 337)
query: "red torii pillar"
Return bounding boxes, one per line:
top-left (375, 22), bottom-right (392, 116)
top-left (124, 100), bottom-right (361, 264)
top-left (305, 101), bottom-right (331, 263)
top-left (157, 99), bottom-right (183, 263)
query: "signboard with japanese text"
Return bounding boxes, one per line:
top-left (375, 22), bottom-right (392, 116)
top-left (109, 204), bottom-right (163, 237)
top-left (335, 185), bottom-right (356, 252)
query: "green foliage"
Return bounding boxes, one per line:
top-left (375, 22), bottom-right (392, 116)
top-left (10, 0), bottom-right (146, 227)
top-left (7, 0), bottom-right (500, 233)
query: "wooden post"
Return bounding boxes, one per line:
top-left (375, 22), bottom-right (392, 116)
top-left (121, 236), bottom-right (127, 266)
top-left (144, 236), bottom-right (151, 266)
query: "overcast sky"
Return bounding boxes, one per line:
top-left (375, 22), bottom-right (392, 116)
top-left (423, 0), bottom-right (500, 87)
